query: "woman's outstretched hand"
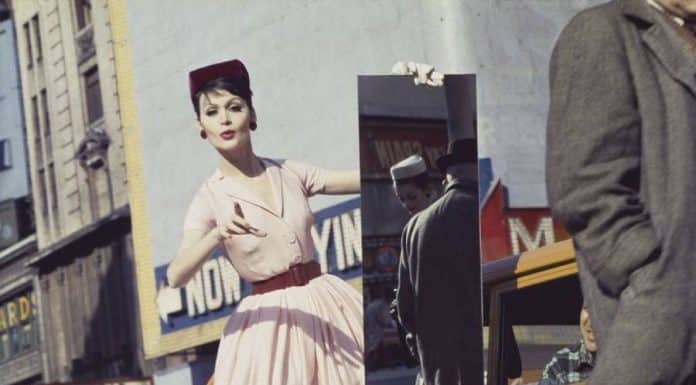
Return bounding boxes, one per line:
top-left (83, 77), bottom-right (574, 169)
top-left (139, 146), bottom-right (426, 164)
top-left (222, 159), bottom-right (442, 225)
top-left (217, 202), bottom-right (267, 239)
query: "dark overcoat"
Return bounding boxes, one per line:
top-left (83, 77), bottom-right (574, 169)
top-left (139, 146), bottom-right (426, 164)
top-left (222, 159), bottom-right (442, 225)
top-left (397, 179), bottom-right (483, 385)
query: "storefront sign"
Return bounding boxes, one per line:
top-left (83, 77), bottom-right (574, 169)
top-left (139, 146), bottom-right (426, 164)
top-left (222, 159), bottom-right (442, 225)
top-left (0, 290), bottom-right (38, 362)
top-left (480, 179), bottom-right (569, 262)
top-left (360, 121), bottom-right (447, 179)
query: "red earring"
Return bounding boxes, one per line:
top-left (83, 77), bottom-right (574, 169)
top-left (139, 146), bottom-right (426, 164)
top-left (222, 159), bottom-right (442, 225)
top-left (250, 122), bottom-right (257, 130)
top-left (199, 130), bottom-right (207, 139)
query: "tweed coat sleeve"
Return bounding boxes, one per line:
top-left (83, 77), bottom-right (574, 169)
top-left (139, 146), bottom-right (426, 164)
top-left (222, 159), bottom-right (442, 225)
top-left (546, 9), bottom-right (661, 296)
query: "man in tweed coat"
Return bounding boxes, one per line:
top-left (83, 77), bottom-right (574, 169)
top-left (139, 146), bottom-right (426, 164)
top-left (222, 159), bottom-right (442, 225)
top-left (546, 0), bottom-right (696, 384)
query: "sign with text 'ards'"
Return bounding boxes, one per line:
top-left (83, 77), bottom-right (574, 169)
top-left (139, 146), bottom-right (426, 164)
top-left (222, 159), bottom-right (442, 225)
top-left (154, 199), bottom-right (361, 334)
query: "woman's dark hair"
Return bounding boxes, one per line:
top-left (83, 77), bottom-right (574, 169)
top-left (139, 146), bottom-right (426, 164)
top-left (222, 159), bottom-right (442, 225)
top-left (192, 77), bottom-right (254, 118)
top-left (393, 172), bottom-right (430, 191)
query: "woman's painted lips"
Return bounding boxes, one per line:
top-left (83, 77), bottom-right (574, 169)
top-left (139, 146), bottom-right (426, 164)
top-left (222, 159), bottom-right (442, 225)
top-left (220, 130), bottom-right (235, 140)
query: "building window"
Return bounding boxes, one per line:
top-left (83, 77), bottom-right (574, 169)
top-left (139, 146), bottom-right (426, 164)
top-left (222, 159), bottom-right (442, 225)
top-left (83, 66), bottom-right (103, 124)
top-left (31, 96), bottom-right (43, 165)
top-left (48, 162), bottom-right (58, 211)
top-left (38, 168), bottom-right (48, 218)
top-left (74, 0), bottom-right (92, 31)
top-left (41, 89), bottom-right (52, 158)
top-left (31, 96), bottom-right (40, 135)
top-left (32, 15), bottom-right (42, 62)
top-left (23, 22), bottom-right (32, 68)
top-left (41, 89), bottom-right (50, 133)
top-left (0, 139), bottom-right (11, 171)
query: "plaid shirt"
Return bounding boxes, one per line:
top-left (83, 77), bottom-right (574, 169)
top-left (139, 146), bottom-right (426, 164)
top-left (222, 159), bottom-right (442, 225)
top-left (538, 341), bottom-right (595, 385)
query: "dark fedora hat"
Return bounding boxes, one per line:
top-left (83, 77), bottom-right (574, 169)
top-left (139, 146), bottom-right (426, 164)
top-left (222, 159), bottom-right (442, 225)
top-left (436, 138), bottom-right (477, 173)
top-left (188, 59), bottom-right (250, 100)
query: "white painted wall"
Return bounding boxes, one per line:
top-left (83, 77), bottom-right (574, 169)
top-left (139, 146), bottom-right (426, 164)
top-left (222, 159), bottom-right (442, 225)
top-left (123, 0), bottom-right (606, 266)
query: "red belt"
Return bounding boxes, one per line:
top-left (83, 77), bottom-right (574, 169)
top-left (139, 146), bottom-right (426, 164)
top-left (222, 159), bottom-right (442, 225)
top-left (251, 261), bottom-right (322, 295)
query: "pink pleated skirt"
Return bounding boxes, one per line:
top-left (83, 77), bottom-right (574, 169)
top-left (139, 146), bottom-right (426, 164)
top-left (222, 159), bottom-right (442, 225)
top-left (213, 274), bottom-right (364, 385)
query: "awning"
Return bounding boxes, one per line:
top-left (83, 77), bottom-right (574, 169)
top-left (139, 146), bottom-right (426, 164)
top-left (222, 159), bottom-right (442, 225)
top-left (0, 234), bottom-right (37, 266)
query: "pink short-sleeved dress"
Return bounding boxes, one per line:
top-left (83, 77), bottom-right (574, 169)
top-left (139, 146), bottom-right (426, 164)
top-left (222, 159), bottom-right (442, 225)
top-left (183, 157), bottom-right (364, 385)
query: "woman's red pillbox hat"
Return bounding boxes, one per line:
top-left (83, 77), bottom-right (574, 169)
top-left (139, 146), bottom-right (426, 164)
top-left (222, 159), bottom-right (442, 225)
top-left (188, 59), bottom-right (250, 99)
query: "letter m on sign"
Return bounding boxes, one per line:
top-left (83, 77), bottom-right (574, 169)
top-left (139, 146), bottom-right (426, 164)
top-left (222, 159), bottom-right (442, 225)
top-left (507, 217), bottom-right (555, 254)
